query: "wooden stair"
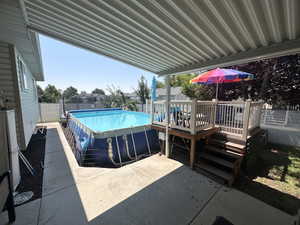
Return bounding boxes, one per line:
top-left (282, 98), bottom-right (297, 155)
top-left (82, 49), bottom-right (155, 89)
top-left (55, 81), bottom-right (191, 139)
top-left (205, 144), bottom-right (244, 158)
top-left (196, 135), bottom-right (245, 186)
top-left (209, 138), bottom-right (246, 152)
top-left (195, 159), bottom-right (234, 184)
top-left (200, 152), bottom-right (235, 169)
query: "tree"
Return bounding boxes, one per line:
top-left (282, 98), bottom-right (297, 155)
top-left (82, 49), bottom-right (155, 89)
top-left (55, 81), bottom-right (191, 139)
top-left (105, 85), bottom-right (132, 108)
top-left (170, 74), bottom-right (195, 87)
top-left (86, 96), bottom-right (97, 103)
top-left (126, 100), bottom-right (138, 111)
top-left (63, 86), bottom-right (78, 100)
top-left (223, 54), bottom-right (300, 105)
top-left (42, 85), bottom-right (61, 103)
top-left (181, 83), bottom-right (214, 100)
top-left (156, 80), bottom-right (165, 88)
top-left (69, 95), bottom-right (83, 103)
top-left (92, 88), bottom-right (105, 95)
top-left (175, 54), bottom-right (300, 104)
top-left (37, 85), bottom-right (44, 102)
top-left (135, 75), bottom-right (150, 111)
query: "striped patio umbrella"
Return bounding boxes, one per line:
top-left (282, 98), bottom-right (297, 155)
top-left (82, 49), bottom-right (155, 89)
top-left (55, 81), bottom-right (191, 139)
top-left (190, 68), bottom-right (254, 100)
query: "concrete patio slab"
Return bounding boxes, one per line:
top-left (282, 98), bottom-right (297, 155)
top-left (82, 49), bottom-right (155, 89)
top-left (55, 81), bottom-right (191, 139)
top-left (38, 123), bottom-right (222, 225)
top-left (0, 199), bottom-right (41, 225)
top-left (42, 170), bottom-right (75, 197)
top-left (191, 186), bottom-right (295, 225)
top-left (2, 123), bottom-right (294, 225)
top-left (38, 184), bottom-right (88, 225)
top-left (42, 128), bottom-right (75, 196)
top-left (43, 151), bottom-right (69, 170)
top-left (75, 157), bottom-right (221, 225)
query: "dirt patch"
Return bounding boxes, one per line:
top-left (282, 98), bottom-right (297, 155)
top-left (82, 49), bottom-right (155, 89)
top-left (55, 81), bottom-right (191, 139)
top-left (15, 128), bottom-right (47, 206)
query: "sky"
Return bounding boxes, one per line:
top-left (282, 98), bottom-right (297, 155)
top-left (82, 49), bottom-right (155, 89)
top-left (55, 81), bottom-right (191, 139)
top-left (38, 35), bottom-right (158, 94)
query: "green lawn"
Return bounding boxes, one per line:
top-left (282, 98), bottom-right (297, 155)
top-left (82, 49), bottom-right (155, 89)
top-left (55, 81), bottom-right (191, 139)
top-left (235, 144), bottom-right (300, 215)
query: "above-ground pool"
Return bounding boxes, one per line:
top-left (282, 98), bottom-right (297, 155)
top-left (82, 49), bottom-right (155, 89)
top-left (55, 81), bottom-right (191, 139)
top-left (72, 109), bottom-right (151, 132)
top-left (66, 108), bottom-right (160, 167)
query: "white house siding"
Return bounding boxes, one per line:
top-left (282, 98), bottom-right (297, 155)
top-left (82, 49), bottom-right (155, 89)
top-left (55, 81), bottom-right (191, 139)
top-left (0, 42), bottom-right (22, 147)
top-left (14, 48), bottom-right (39, 149)
top-left (0, 42), bottom-right (16, 109)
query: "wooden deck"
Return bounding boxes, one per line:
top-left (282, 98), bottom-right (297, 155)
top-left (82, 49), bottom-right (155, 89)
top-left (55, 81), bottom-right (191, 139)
top-left (151, 125), bottom-right (220, 168)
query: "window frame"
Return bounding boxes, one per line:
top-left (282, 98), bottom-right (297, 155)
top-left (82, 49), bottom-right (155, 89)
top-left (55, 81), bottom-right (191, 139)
top-left (18, 57), bottom-right (29, 91)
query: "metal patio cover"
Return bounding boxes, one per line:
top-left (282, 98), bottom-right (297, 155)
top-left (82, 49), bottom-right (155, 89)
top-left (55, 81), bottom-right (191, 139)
top-left (22, 0), bottom-right (300, 75)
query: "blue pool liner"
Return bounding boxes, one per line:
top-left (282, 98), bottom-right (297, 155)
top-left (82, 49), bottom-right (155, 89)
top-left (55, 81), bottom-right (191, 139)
top-left (67, 117), bottom-right (160, 167)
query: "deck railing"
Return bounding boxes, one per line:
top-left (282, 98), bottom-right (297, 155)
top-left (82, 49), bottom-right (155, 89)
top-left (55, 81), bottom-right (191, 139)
top-left (248, 102), bottom-right (264, 131)
top-left (215, 101), bottom-right (245, 137)
top-left (195, 101), bottom-right (216, 133)
top-left (152, 100), bottom-right (167, 126)
top-left (152, 100), bottom-right (263, 140)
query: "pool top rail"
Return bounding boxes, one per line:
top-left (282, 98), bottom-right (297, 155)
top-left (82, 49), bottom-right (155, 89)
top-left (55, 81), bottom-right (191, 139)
top-left (67, 108), bottom-right (152, 138)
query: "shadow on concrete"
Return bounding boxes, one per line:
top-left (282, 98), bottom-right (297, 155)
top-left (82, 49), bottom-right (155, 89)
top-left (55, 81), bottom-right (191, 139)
top-left (235, 176), bottom-right (300, 215)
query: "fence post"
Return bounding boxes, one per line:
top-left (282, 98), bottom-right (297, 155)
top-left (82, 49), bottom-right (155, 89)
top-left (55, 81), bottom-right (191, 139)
top-left (284, 108), bottom-right (289, 126)
top-left (190, 99), bottom-right (197, 134)
top-left (242, 100), bottom-right (251, 141)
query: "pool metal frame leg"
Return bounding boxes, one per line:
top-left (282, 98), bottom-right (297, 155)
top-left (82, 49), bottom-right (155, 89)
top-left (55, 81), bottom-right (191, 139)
top-left (115, 135), bottom-right (123, 167)
top-left (123, 135), bottom-right (135, 160)
top-left (144, 127), bottom-right (152, 156)
top-left (130, 128), bottom-right (138, 161)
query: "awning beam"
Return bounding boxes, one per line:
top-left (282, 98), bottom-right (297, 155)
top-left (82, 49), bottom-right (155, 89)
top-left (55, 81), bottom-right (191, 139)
top-left (158, 39), bottom-right (300, 76)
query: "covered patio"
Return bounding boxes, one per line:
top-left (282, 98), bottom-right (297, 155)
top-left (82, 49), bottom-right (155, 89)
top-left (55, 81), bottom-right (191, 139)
top-left (20, 0), bottom-right (300, 159)
top-left (1, 0), bottom-right (300, 224)
top-left (0, 123), bottom-right (294, 225)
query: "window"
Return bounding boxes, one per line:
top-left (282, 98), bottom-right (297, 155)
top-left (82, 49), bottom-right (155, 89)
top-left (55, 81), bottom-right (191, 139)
top-left (18, 58), bottom-right (28, 91)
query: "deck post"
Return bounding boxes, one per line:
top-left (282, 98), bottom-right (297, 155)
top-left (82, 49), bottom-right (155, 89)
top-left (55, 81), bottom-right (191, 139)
top-left (165, 75), bottom-right (171, 158)
top-left (212, 99), bottom-right (217, 128)
top-left (242, 100), bottom-right (251, 141)
top-left (190, 137), bottom-right (196, 168)
top-left (190, 99), bottom-right (197, 134)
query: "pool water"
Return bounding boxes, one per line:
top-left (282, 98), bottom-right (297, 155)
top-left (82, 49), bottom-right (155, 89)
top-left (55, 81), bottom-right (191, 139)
top-left (71, 110), bottom-right (151, 132)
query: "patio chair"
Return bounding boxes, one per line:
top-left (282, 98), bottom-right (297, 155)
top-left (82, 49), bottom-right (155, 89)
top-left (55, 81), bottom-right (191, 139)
top-left (171, 107), bottom-right (191, 129)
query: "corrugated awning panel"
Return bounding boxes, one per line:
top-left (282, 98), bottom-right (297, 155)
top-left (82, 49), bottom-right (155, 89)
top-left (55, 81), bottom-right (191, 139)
top-left (23, 0), bottom-right (300, 75)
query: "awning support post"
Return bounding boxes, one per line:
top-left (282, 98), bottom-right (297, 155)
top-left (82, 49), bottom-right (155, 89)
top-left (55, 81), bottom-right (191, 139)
top-left (165, 75), bottom-right (171, 158)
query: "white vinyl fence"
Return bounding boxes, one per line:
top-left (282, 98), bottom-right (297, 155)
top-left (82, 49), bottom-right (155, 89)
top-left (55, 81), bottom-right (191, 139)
top-left (261, 109), bottom-right (300, 147)
top-left (39, 102), bottom-right (150, 122)
top-left (39, 103), bottom-right (62, 122)
top-left (64, 103), bottom-right (104, 111)
top-left (137, 101), bottom-right (151, 114)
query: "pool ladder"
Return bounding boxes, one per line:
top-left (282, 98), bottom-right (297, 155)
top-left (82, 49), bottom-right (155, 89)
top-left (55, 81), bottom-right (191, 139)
top-left (108, 127), bottom-right (152, 167)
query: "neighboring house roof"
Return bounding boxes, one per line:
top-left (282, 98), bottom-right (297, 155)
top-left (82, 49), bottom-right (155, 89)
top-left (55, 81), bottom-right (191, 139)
top-left (0, 0), bottom-right (44, 81)
top-left (21, 0), bottom-right (300, 76)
